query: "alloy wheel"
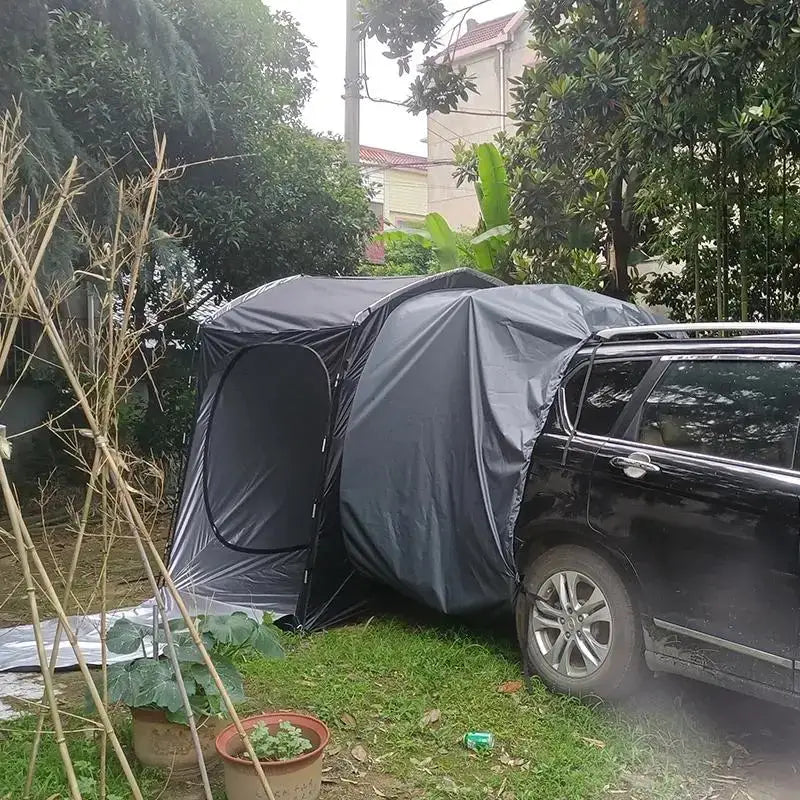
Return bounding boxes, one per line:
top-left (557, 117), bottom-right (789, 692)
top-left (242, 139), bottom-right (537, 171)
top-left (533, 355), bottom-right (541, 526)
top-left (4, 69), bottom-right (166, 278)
top-left (529, 570), bottom-right (612, 678)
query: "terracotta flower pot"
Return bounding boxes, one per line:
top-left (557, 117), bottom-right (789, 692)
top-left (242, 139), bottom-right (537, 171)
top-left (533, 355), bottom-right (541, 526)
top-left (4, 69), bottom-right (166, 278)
top-left (131, 707), bottom-right (225, 772)
top-left (215, 712), bottom-right (330, 800)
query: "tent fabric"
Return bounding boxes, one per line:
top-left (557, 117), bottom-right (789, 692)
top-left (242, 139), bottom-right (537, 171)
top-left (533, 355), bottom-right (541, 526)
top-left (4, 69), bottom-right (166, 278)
top-left (168, 270), bottom-right (502, 627)
top-left (340, 284), bottom-right (662, 617)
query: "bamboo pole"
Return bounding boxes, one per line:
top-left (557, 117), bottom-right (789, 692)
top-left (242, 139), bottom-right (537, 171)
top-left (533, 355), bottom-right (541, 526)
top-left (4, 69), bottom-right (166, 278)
top-left (7, 486), bottom-right (146, 800)
top-left (111, 463), bottom-right (214, 800)
top-left (0, 136), bottom-right (277, 800)
top-left (98, 468), bottom-right (109, 800)
top-left (0, 434), bottom-right (82, 800)
top-left (24, 450), bottom-right (103, 797)
top-left (3, 196), bottom-right (281, 800)
top-left (0, 158), bottom-right (78, 370)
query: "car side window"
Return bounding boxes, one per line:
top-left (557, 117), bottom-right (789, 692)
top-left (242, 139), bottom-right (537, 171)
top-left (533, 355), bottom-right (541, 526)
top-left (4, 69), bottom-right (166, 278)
top-left (635, 359), bottom-right (800, 469)
top-left (564, 359), bottom-right (652, 437)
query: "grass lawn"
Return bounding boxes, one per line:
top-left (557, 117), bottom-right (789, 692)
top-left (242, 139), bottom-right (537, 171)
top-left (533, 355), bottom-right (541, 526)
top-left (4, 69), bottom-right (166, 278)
top-left (1, 614), bottom-right (714, 800)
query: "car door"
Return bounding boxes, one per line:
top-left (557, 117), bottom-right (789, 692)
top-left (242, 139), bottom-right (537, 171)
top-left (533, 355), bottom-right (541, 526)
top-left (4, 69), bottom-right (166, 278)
top-left (588, 353), bottom-right (800, 691)
top-left (518, 355), bottom-right (656, 535)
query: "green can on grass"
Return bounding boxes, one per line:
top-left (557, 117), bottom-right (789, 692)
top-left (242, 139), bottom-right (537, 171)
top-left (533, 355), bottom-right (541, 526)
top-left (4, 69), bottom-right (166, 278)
top-left (462, 731), bottom-right (494, 751)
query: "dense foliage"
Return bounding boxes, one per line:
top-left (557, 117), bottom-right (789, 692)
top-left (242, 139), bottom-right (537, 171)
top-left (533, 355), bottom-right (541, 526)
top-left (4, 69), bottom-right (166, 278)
top-left (2, 0), bottom-right (375, 465)
top-left (102, 613), bottom-right (283, 723)
top-left (2, 0), bottom-right (374, 293)
top-left (374, 0), bottom-right (800, 320)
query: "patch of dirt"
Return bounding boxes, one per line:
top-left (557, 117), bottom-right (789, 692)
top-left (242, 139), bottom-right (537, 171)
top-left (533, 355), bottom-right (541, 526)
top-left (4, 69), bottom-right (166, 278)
top-left (0, 513), bottom-right (171, 628)
top-left (623, 673), bottom-right (800, 800)
top-left (320, 751), bottom-right (421, 799)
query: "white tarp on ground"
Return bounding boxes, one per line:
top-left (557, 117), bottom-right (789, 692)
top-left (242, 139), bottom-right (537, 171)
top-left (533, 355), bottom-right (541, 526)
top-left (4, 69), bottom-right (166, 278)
top-left (0, 591), bottom-right (262, 672)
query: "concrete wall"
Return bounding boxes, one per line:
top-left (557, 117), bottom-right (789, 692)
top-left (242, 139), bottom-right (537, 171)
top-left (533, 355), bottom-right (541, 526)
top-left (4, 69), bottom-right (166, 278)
top-left (427, 20), bottom-right (535, 231)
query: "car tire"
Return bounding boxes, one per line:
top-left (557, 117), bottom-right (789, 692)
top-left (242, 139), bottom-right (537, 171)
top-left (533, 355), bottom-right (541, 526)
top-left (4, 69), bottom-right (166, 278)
top-left (515, 544), bottom-right (644, 701)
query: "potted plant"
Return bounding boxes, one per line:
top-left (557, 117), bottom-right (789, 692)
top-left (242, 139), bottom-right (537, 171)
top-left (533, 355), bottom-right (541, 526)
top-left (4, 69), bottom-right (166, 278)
top-left (101, 611), bottom-right (283, 771)
top-left (216, 711), bottom-right (330, 800)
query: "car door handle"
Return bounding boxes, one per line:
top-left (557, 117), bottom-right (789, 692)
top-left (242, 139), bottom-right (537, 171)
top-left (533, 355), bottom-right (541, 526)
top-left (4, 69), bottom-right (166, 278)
top-left (610, 452), bottom-right (661, 479)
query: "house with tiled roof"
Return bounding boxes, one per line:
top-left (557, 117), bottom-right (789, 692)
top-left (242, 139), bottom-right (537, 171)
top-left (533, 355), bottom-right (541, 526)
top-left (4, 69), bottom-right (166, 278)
top-left (427, 9), bottom-right (535, 230)
top-left (360, 145), bottom-right (428, 264)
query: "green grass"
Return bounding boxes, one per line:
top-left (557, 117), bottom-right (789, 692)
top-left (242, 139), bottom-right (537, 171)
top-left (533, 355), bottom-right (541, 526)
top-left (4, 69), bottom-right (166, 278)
top-left (0, 713), bottom-right (164, 800)
top-left (242, 616), bottom-right (699, 800)
top-left (0, 617), bottom-right (712, 799)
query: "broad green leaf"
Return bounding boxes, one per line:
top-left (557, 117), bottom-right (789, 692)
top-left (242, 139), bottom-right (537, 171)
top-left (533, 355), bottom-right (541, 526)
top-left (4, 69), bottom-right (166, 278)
top-left (189, 656), bottom-right (245, 704)
top-left (227, 612), bottom-right (257, 646)
top-left (199, 613), bottom-right (252, 646)
top-left (375, 228), bottom-right (432, 246)
top-left (471, 241), bottom-right (496, 273)
top-left (173, 641), bottom-right (206, 663)
top-left (424, 213), bottom-right (459, 270)
top-left (476, 143), bottom-right (510, 230)
top-left (133, 659), bottom-right (184, 713)
top-left (471, 224), bottom-right (511, 246)
top-left (106, 618), bottom-right (147, 655)
top-left (105, 663), bottom-right (139, 706)
top-left (248, 623), bottom-right (285, 659)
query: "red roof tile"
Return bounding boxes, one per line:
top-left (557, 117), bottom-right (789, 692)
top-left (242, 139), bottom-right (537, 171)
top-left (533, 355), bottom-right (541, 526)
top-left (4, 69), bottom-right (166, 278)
top-left (447, 13), bottom-right (515, 54)
top-left (360, 145), bottom-right (428, 171)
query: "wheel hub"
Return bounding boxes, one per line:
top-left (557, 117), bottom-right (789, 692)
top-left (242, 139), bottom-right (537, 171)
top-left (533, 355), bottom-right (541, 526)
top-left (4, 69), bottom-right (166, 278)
top-left (529, 570), bottom-right (613, 679)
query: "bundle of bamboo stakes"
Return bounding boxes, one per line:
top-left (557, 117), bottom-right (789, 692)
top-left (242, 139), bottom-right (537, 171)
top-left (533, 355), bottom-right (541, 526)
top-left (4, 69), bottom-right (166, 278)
top-left (0, 110), bottom-right (277, 800)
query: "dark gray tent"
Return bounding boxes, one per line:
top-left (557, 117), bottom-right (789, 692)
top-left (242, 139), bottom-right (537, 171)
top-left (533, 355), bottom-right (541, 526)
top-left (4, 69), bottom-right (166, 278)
top-left (167, 270), bottom-right (501, 629)
top-left (341, 284), bottom-right (662, 617)
top-left (168, 277), bottom-right (660, 630)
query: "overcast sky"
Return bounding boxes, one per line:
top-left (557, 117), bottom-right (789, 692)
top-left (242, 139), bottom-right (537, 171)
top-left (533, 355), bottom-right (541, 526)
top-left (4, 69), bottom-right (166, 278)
top-left (267, 0), bottom-right (523, 156)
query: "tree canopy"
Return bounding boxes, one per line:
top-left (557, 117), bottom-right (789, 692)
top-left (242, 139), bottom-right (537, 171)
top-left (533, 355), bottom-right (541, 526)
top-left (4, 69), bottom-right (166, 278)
top-left (370, 0), bottom-right (800, 321)
top-left (1, 0), bottom-right (375, 298)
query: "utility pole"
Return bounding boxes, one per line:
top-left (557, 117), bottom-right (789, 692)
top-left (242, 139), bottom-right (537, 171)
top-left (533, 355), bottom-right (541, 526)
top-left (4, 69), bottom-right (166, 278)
top-left (344, 0), bottom-right (361, 165)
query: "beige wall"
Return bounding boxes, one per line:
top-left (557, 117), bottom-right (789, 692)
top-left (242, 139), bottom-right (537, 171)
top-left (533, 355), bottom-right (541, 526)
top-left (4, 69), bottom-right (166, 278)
top-left (427, 20), bottom-right (534, 231)
top-left (384, 167), bottom-right (427, 225)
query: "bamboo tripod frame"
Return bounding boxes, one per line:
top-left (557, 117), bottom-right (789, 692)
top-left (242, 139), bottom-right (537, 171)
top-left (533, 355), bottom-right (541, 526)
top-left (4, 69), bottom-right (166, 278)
top-left (0, 115), bottom-right (277, 800)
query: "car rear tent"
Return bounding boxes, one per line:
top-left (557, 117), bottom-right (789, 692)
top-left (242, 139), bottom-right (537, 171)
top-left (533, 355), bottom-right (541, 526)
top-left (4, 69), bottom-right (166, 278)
top-left (166, 270), bottom-right (501, 629)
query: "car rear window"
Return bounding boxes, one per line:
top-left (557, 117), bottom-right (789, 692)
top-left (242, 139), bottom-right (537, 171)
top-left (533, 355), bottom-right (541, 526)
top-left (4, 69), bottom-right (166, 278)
top-left (564, 359), bottom-right (652, 437)
top-left (635, 359), bottom-right (800, 469)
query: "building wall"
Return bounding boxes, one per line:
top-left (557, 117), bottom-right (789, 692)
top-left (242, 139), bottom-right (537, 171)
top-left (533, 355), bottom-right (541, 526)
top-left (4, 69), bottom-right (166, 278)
top-left (427, 21), bottom-right (535, 230)
top-left (384, 167), bottom-right (427, 226)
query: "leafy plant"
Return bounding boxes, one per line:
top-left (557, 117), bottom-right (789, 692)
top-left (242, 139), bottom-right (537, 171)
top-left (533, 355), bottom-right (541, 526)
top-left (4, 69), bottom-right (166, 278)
top-left (246, 721), bottom-right (313, 762)
top-left (99, 612), bottom-right (283, 723)
top-left (373, 143), bottom-right (511, 277)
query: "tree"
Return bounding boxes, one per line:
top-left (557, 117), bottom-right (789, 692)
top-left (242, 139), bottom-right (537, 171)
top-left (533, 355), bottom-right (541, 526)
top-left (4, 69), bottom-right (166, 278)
top-left (1, 0), bottom-right (375, 297)
top-left (1, 0), bottom-right (376, 459)
top-left (359, 236), bottom-right (439, 277)
top-left (371, 0), bottom-right (800, 318)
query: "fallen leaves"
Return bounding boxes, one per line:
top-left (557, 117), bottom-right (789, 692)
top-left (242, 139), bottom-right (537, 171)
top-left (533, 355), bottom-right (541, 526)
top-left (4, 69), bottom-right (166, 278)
top-left (499, 750), bottom-right (526, 767)
top-left (351, 744), bottom-right (369, 763)
top-left (420, 708), bottom-right (442, 728)
top-left (497, 680), bottom-right (523, 694)
top-left (580, 736), bottom-right (606, 749)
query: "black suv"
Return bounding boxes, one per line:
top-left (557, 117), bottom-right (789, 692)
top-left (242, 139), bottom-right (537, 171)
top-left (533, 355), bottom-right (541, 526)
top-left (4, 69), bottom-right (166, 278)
top-left (514, 326), bottom-right (800, 708)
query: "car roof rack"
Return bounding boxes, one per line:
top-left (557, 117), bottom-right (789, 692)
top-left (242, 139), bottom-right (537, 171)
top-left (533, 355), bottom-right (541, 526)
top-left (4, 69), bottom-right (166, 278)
top-left (596, 322), bottom-right (800, 340)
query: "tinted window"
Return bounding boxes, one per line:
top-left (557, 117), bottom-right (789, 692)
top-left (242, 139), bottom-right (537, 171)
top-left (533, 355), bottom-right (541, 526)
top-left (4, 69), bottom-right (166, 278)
top-left (636, 359), bottom-right (800, 469)
top-left (564, 360), bottom-right (652, 436)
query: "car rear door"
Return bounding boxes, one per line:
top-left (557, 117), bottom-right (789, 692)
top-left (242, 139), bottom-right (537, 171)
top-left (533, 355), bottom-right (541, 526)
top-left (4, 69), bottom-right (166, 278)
top-left (588, 353), bottom-right (800, 691)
